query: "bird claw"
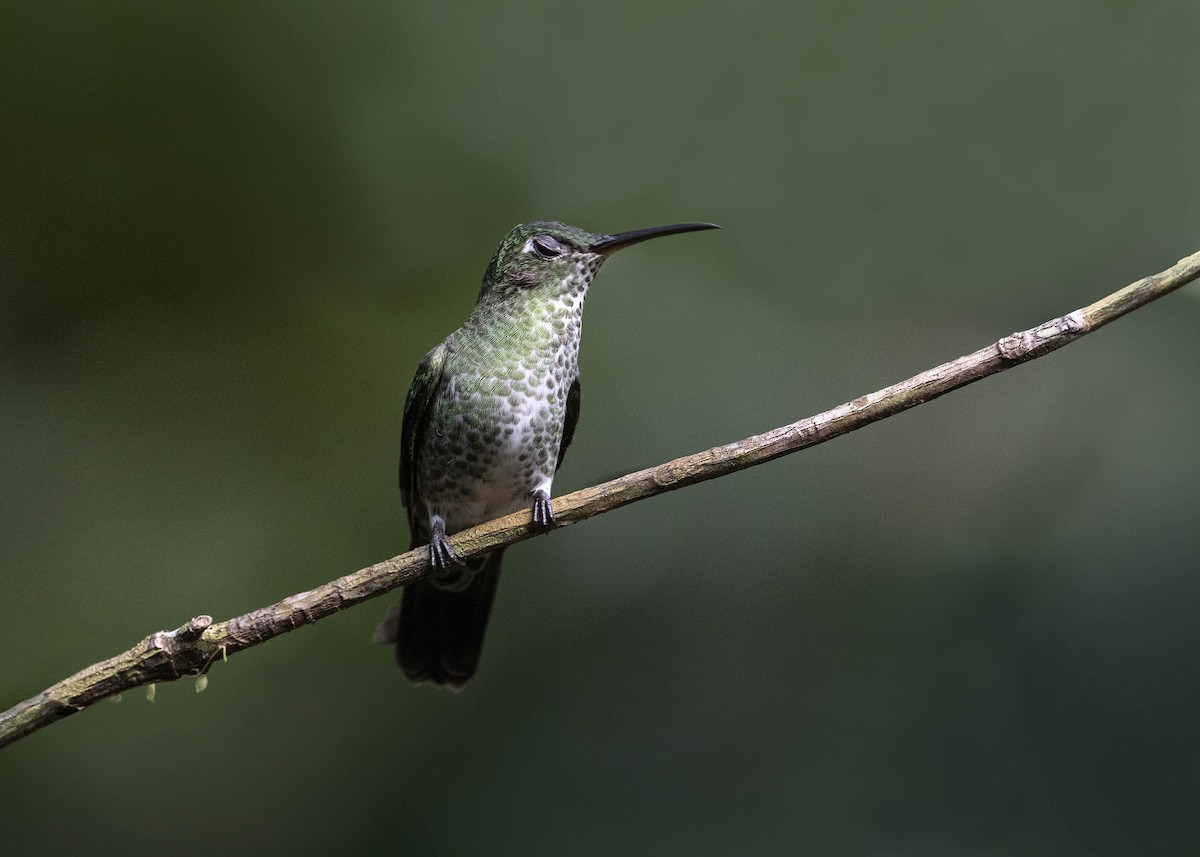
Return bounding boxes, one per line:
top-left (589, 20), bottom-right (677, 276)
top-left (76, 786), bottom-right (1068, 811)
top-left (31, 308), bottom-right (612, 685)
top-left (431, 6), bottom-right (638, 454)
top-left (530, 490), bottom-right (556, 533)
top-left (429, 532), bottom-right (463, 570)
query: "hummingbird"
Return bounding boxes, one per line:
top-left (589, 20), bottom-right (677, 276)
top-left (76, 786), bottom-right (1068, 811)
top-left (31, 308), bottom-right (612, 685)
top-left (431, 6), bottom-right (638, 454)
top-left (374, 219), bottom-right (719, 688)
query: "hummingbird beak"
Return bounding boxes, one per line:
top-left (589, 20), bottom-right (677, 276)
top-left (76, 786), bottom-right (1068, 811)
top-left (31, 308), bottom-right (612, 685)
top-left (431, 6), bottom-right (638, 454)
top-left (588, 222), bottom-right (720, 255)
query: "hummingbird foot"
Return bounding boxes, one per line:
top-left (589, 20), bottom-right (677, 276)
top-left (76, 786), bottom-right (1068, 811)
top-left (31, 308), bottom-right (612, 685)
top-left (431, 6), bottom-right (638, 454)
top-left (428, 517), bottom-right (463, 570)
top-left (530, 490), bottom-right (556, 533)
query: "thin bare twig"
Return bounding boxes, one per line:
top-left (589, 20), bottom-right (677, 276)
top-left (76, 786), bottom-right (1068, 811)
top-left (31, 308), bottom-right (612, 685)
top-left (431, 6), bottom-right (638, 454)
top-left (3, 249), bottom-right (1198, 751)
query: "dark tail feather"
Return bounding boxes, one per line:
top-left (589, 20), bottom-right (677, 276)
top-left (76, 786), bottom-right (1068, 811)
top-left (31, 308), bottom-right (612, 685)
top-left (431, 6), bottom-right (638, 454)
top-left (389, 550), bottom-right (503, 690)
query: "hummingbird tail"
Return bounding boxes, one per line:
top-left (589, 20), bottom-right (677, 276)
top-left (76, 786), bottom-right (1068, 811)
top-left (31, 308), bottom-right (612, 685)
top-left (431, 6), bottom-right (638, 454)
top-left (375, 550), bottom-right (503, 690)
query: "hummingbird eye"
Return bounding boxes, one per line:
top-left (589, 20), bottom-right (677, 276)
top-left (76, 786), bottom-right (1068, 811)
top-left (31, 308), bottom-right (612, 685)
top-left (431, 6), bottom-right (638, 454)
top-left (529, 236), bottom-right (565, 260)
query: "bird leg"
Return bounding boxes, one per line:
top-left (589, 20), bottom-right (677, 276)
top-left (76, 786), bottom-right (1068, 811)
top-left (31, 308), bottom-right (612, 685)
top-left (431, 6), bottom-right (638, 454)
top-left (428, 515), bottom-right (462, 570)
top-left (530, 489), bottom-right (556, 533)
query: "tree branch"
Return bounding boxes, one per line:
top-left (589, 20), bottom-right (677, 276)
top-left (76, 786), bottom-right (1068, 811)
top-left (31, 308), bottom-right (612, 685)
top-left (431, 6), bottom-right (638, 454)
top-left (4, 249), bottom-right (1199, 751)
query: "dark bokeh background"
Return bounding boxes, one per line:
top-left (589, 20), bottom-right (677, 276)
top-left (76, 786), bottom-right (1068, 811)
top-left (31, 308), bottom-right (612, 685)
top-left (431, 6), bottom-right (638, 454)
top-left (3, 2), bottom-right (1199, 854)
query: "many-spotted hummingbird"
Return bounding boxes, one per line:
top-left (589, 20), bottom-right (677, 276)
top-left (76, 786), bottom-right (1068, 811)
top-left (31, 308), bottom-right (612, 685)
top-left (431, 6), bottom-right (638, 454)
top-left (374, 220), bottom-right (719, 688)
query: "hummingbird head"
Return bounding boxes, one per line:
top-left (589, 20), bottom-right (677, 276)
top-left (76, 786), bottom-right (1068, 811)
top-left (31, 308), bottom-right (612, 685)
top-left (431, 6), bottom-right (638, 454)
top-left (475, 220), bottom-right (719, 306)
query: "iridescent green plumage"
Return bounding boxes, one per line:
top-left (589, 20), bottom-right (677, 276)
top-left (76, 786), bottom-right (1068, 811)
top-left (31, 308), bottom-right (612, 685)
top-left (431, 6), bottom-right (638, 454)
top-left (376, 220), bottom-right (718, 688)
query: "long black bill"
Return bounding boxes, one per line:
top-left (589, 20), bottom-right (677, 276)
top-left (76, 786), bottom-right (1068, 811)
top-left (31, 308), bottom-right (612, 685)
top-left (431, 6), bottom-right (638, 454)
top-left (589, 222), bottom-right (720, 254)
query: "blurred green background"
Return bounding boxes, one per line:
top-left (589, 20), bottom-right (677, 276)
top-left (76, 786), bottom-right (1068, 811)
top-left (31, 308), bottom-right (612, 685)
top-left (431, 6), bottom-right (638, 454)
top-left (3, 1), bottom-right (1199, 854)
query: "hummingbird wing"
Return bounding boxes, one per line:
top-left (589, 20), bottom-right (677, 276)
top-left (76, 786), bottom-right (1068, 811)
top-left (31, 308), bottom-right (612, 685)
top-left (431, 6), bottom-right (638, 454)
top-left (391, 339), bottom-right (502, 688)
top-left (399, 341), bottom-right (448, 537)
top-left (555, 376), bottom-right (581, 472)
